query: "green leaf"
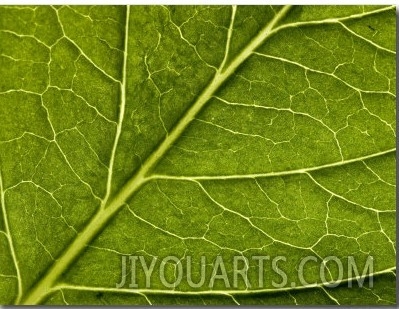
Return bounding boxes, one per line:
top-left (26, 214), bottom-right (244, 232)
top-left (0, 5), bottom-right (396, 305)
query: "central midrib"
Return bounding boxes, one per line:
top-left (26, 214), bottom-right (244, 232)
top-left (19, 5), bottom-right (292, 304)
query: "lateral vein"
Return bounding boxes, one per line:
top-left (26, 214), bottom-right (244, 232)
top-left (149, 148), bottom-right (396, 181)
top-left (102, 5), bottom-right (131, 207)
top-left (0, 170), bottom-right (23, 303)
top-left (218, 5), bottom-right (237, 73)
top-left (51, 266), bottom-right (395, 295)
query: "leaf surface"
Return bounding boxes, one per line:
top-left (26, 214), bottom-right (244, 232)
top-left (0, 5), bottom-right (396, 305)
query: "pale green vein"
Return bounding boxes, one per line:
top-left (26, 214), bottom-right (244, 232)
top-left (362, 161), bottom-right (395, 187)
top-left (195, 118), bottom-right (276, 144)
top-left (252, 52), bottom-right (395, 98)
top-left (49, 138), bottom-right (102, 201)
top-left (0, 29), bottom-right (50, 49)
top-left (102, 5), bottom-right (131, 207)
top-left (51, 266), bottom-right (395, 295)
top-left (52, 6), bottom-right (121, 84)
top-left (376, 213), bottom-right (396, 254)
top-left (305, 172), bottom-right (391, 213)
top-left (0, 274), bottom-right (17, 279)
top-left (196, 180), bottom-right (311, 251)
top-left (0, 131), bottom-right (51, 145)
top-left (149, 148), bottom-right (395, 181)
top-left (272, 6), bottom-right (395, 55)
top-left (60, 290), bottom-right (69, 305)
top-left (320, 286), bottom-right (340, 305)
top-left (125, 205), bottom-right (248, 255)
top-left (337, 21), bottom-right (395, 55)
top-left (0, 171), bottom-right (22, 303)
top-left (71, 127), bottom-right (108, 168)
top-left (210, 96), bottom-right (345, 159)
top-left (163, 6), bottom-right (218, 71)
top-left (218, 5), bottom-right (236, 73)
top-left (50, 86), bottom-right (117, 125)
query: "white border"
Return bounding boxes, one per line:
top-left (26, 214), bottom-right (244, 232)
top-left (0, 1), bottom-right (397, 5)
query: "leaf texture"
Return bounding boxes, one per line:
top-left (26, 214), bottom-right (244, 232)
top-left (0, 5), bottom-right (396, 305)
